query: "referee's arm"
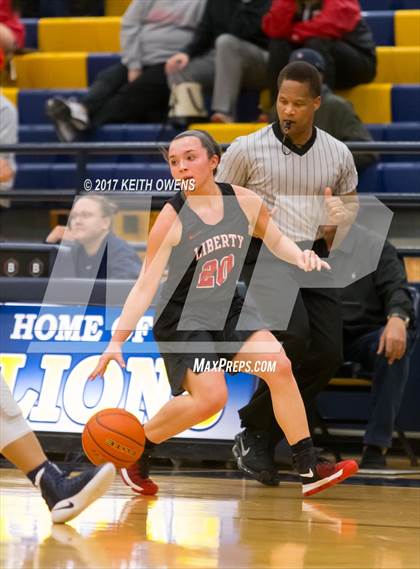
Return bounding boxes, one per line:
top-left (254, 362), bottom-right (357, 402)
top-left (326, 147), bottom-right (360, 245)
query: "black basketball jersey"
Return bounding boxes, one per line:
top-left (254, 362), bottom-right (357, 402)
top-left (155, 183), bottom-right (251, 328)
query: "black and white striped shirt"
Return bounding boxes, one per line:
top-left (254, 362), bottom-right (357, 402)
top-left (217, 123), bottom-right (358, 242)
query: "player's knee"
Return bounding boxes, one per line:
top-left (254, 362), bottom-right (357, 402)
top-left (259, 353), bottom-right (293, 384)
top-left (215, 33), bottom-right (241, 52)
top-left (197, 387), bottom-right (227, 418)
top-left (274, 353), bottom-right (293, 379)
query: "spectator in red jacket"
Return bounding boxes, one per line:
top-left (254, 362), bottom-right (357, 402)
top-left (0, 0), bottom-right (25, 68)
top-left (262, 0), bottom-right (376, 103)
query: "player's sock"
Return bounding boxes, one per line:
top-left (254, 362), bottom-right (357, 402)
top-left (120, 440), bottom-right (159, 495)
top-left (27, 460), bottom-right (50, 485)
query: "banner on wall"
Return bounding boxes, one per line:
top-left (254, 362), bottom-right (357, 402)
top-left (0, 303), bottom-right (256, 439)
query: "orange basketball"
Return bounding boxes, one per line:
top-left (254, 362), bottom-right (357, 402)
top-left (82, 408), bottom-right (145, 469)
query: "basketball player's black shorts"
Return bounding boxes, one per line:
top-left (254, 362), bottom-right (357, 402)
top-left (153, 297), bottom-right (265, 396)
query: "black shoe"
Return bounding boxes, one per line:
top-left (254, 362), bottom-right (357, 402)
top-left (232, 430), bottom-right (280, 486)
top-left (38, 462), bottom-right (116, 523)
top-left (360, 446), bottom-right (387, 469)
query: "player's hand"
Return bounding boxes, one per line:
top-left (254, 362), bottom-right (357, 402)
top-left (324, 187), bottom-right (347, 225)
top-left (128, 68), bottom-right (141, 82)
top-left (165, 52), bottom-right (189, 74)
top-left (88, 342), bottom-right (126, 380)
top-left (377, 317), bottom-right (407, 365)
top-left (297, 249), bottom-right (331, 272)
top-left (45, 225), bottom-right (75, 243)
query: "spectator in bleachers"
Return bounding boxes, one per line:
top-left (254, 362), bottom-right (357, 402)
top-left (165, 0), bottom-right (271, 124)
top-left (0, 0), bottom-right (25, 66)
top-left (46, 195), bottom-right (141, 280)
top-left (45, 0), bottom-right (205, 142)
top-left (263, 0), bottom-right (377, 104)
top-left (324, 225), bottom-right (416, 469)
top-left (288, 48), bottom-right (377, 172)
top-left (0, 93), bottom-right (18, 208)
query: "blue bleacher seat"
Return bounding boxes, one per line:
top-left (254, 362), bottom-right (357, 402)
top-left (22, 18), bottom-right (38, 49)
top-left (399, 0), bottom-right (420, 7)
top-left (87, 53), bottom-right (121, 84)
top-left (15, 163), bottom-right (50, 189)
top-left (19, 125), bottom-right (58, 143)
top-left (17, 124), bottom-right (177, 164)
top-left (363, 12), bottom-right (394, 46)
top-left (122, 124), bottom-right (177, 142)
top-left (384, 123), bottom-right (420, 162)
top-left (392, 86), bottom-right (420, 122)
top-left (366, 124), bottom-right (385, 140)
top-left (380, 163), bottom-right (420, 192)
top-left (15, 162), bottom-right (172, 190)
top-left (15, 160), bottom-right (420, 194)
top-left (82, 125), bottom-right (176, 162)
top-left (385, 123), bottom-right (420, 141)
top-left (18, 125), bottom-right (70, 164)
top-left (361, 0), bottom-right (420, 8)
top-left (360, 0), bottom-right (394, 9)
top-left (48, 164), bottom-right (76, 189)
top-left (358, 163), bottom-right (381, 192)
top-left (18, 89), bottom-right (87, 124)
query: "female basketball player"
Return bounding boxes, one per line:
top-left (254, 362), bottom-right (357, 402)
top-left (89, 130), bottom-right (358, 497)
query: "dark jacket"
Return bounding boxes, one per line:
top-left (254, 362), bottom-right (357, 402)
top-left (315, 85), bottom-right (378, 172)
top-left (184, 0), bottom-right (270, 58)
top-left (330, 227), bottom-right (415, 339)
top-left (72, 232), bottom-right (141, 280)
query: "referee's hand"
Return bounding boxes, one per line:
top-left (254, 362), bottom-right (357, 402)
top-left (324, 187), bottom-right (347, 224)
top-left (297, 250), bottom-right (331, 272)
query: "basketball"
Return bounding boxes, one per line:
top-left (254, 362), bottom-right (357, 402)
top-left (82, 408), bottom-right (145, 469)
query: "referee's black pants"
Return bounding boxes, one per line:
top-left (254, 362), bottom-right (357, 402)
top-left (238, 238), bottom-right (343, 444)
top-left (82, 63), bottom-right (170, 127)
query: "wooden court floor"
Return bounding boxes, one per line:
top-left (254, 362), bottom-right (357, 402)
top-left (1, 468), bottom-right (419, 569)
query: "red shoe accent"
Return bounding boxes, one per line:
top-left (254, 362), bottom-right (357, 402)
top-left (303, 460), bottom-right (358, 497)
top-left (120, 468), bottom-right (159, 496)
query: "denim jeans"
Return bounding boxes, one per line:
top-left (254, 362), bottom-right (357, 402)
top-left (344, 327), bottom-right (416, 449)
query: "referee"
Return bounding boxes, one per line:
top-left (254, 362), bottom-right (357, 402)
top-left (217, 61), bottom-right (358, 485)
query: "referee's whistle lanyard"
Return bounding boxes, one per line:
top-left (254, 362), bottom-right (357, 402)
top-left (281, 121), bottom-right (293, 156)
